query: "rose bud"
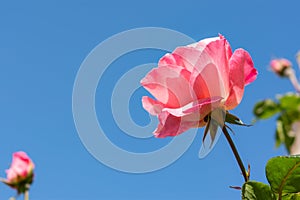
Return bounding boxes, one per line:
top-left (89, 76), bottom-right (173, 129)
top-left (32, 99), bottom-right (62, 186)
top-left (3, 151), bottom-right (34, 194)
top-left (270, 58), bottom-right (292, 77)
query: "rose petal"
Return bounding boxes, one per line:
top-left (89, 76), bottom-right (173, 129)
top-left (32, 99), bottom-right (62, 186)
top-left (191, 35), bottom-right (232, 59)
top-left (142, 96), bottom-right (164, 115)
top-left (154, 97), bottom-right (223, 137)
top-left (141, 65), bottom-right (193, 108)
top-left (172, 46), bottom-right (203, 72)
top-left (242, 50), bottom-right (257, 85)
top-left (6, 168), bottom-right (17, 182)
top-left (191, 63), bottom-right (224, 100)
top-left (154, 111), bottom-right (199, 138)
top-left (189, 37), bottom-right (231, 100)
top-left (158, 53), bottom-right (193, 72)
top-left (225, 49), bottom-right (256, 110)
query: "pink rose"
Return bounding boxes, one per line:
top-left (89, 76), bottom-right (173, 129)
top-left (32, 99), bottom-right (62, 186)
top-left (141, 35), bottom-right (257, 138)
top-left (270, 58), bottom-right (292, 76)
top-left (5, 151), bottom-right (34, 192)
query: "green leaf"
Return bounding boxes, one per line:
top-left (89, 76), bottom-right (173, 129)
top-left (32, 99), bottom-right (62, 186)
top-left (266, 156), bottom-right (300, 198)
top-left (281, 193), bottom-right (300, 200)
top-left (253, 94), bottom-right (300, 154)
top-left (242, 181), bottom-right (275, 200)
top-left (275, 114), bottom-right (295, 153)
top-left (279, 94), bottom-right (300, 111)
top-left (253, 99), bottom-right (280, 119)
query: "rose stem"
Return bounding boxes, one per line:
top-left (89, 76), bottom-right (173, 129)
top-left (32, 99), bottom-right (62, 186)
top-left (222, 126), bottom-right (248, 182)
top-left (286, 68), bottom-right (300, 93)
top-left (24, 190), bottom-right (29, 200)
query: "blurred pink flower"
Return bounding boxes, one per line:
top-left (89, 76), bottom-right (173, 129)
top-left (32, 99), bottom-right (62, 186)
top-left (141, 35), bottom-right (257, 138)
top-left (270, 58), bottom-right (292, 76)
top-left (4, 151), bottom-right (34, 193)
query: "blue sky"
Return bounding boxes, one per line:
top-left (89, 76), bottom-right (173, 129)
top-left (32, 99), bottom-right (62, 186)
top-left (1, 1), bottom-right (300, 199)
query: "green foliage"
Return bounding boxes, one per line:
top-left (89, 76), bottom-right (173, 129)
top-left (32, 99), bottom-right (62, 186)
top-left (241, 156), bottom-right (300, 200)
top-left (253, 94), bottom-right (300, 153)
top-left (276, 117), bottom-right (295, 153)
top-left (242, 181), bottom-right (275, 200)
top-left (279, 95), bottom-right (300, 111)
top-left (253, 99), bottom-right (280, 119)
top-left (266, 156), bottom-right (300, 198)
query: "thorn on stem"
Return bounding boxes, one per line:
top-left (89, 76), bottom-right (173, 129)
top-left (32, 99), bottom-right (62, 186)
top-left (229, 186), bottom-right (242, 190)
